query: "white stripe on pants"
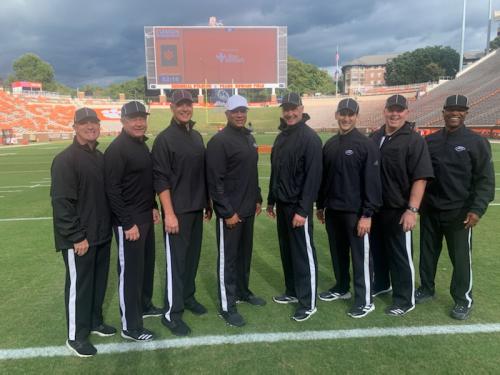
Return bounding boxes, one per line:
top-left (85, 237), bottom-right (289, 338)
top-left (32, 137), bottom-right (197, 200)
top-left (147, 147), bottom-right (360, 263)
top-left (218, 219), bottom-right (228, 312)
top-left (363, 234), bottom-right (371, 306)
top-left (464, 228), bottom-right (473, 307)
top-left (304, 217), bottom-right (316, 310)
top-left (164, 233), bottom-right (174, 320)
top-left (67, 249), bottom-right (77, 340)
top-left (405, 231), bottom-right (415, 306)
top-left (117, 226), bottom-right (127, 331)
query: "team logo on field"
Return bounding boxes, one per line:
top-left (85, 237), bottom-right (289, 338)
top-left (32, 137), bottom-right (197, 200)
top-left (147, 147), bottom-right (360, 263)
top-left (345, 149), bottom-right (354, 156)
top-left (454, 146), bottom-right (466, 152)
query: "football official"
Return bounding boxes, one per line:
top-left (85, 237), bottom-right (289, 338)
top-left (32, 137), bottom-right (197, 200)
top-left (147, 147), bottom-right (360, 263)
top-left (104, 101), bottom-right (161, 342)
top-left (416, 94), bottom-right (495, 320)
top-left (206, 95), bottom-right (265, 328)
top-left (317, 98), bottom-right (382, 318)
top-left (370, 94), bottom-right (433, 316)
top-left (267, 92), bottom-right (323, 322)
top-left (152, 90), bottom-right (212, 336)
top-left (51, 108), bottom-right (115, 357)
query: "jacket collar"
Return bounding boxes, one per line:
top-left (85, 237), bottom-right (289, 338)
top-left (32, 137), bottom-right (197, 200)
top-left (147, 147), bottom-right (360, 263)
top-left (170, 117), bottom-right (196, 132)
top-left (72, 137), bottom-right (99, 152)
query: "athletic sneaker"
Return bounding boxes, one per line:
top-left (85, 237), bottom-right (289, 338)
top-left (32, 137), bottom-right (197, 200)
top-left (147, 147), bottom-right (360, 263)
top-left (318, 290), bottom-right (352, 302)
top-left (184, 299), bottom-right (208, 315)
top-left (415, 287), bottom-right (435, 304)
top-left (121, 328), bottom-right (155, 341)
top-left (347, 304), bottom-right (375, 319)
top-left (450, 303), bottom-right (472, 320)
top-left (372, 286), bottom-right (392, 297)
top-left (66, 339), bottom-right (97, 358)
top-left (90, 323), bottom-right (117, 337)
top-left (272, 294), bottom-right (299, 304)
top-left (292, 307), bottom-right (317, 322)
top-left (142, 305), bottom-right (164, 318)
top-left (236, 294), bottom-right (267, 306)
top-left (385, 304), bottom-right (415, 316)
top-left (219, 311), bottom-right (246, 327)
top-left (161, 316), bottom-right (191, 336)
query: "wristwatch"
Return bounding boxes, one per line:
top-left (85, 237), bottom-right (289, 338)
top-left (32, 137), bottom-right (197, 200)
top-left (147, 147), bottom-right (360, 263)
top-left (407, 206), bottom-right (419, 213)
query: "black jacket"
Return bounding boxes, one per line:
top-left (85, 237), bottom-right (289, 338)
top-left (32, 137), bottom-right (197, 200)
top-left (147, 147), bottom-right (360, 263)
top-left (317, 128), bottom-right (382, 217)
top-left (50, 138), bottom-right (111, 251)
top-left (370, 122), bottom-right (434, 209)
top-left (152, 118), bottom-right (208, 214)
top-left (206, 123), bottom-right (262, 219)
top-left (268, 114), bottom-right (323, 217)
top-left (104, 130), bottom-right (156, 230)
top-left (423, 125), bottom-right (495, 216)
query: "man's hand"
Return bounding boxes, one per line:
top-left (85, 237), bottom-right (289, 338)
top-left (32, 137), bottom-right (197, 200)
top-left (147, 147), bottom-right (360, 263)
top-left (292, 213), bottom-right (306, 228)
top-left (399, 210), bottom-right (417, 232)
top-left (464, 212), bottom-right (480, 229)
top-left (73, 239), bottom-right (89, 256)
top-left (255, 203), bottom-right (262, 216)
top-left (152, 209), bottom-right (161, 224)
top-left (316, 209), bottom-right (325, 224)
top-left (357, 217), bottom-right (372, 237)
top-left (125, 225), bottom-right (140, 241)
top-left (204, 206), bottom-right (213, 221)
top-left (164, 213), bottom-right (179, 234)
top-left (266, 204), bottom-right (276, 219)
top-left (225, 213), bottom-right (241, 229)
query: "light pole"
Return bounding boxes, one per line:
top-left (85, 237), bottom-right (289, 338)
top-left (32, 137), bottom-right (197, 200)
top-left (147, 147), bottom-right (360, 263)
top-left (485, 0), bottom-right (492, 54)
top-left (459, 0), bottom-right (467, 72)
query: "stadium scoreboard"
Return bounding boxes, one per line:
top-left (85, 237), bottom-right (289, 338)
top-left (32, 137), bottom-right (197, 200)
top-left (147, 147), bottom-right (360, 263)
top-left (144, 26), bottom-right (287, 90)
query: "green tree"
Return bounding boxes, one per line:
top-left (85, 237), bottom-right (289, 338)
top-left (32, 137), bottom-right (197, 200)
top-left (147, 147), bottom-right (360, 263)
top-left (385, 46), bottom-right (459, 85)
top-left (287, 55), bottom-right (335, 95)
top-left (105, 76), bottom-right (145, 100)
top-left (490, 36), bottom-right (500, 50)
top-left (9, 53), bottom-right (57, 91)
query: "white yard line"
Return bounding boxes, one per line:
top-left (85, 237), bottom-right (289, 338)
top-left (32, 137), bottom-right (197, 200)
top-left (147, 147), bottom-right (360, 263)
top-left (1, 323), bottom-right (500, 360)
top-left (0, 190), bottom-right (23, 193)
top-left (0, 185), bottom-right (50, 189)
top-left (0, 153), bottom-right (17, 156)
top-left (0, 170), bottom-right (47, 174)
top-left (0, 217), bottom-right (52, 222)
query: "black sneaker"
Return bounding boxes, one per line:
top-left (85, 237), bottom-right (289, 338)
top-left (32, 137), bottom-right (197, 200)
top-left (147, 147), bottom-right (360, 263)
top-left (161, 316), bottom-right (191, 336)
top-left (66, 339), bottom-right (97, 358)
top-left (347, 304), bottom-right (375, 318)
top-left (385, 304), bottom-right (415, 316)
top-left (219, 311), bottom-right (246, 327)
top-left (450, 303), bottom-right (472, 320)
top-left (121, 328), bottom-right (154, 341)
top-left (318, 290), bottom-right (352, 302)
top-left (272, 294), bottom-right (299, 304)
top-left (184, 299), bottom-right (208, 315)
top-left (372, 286), bottom-right (392, 297)
top-left (292, 307), bottom-right (317, 322)
top-left (90, 323), bottom-right (117, 337)
top-left (143, 305), bottom-right (163, 318)
top-left (415, 287), bottom-right (435, 304)
top-left (237, 294), bottom-right (267, 306)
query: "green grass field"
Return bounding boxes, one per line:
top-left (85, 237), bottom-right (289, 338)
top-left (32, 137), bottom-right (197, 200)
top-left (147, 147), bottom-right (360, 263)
top-left (0, 119), bottom-right (499, 373)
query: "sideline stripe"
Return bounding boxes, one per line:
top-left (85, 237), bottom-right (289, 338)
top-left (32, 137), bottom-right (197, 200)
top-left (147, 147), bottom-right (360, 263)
top-left (0, 217), bottom-right (52, 222)
top-left (2, 324), bottom-right (500, 360)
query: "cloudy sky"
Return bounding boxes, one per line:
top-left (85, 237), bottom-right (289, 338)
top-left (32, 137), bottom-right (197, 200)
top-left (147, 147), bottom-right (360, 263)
top-left (1, 0), bottom-right (498, 87)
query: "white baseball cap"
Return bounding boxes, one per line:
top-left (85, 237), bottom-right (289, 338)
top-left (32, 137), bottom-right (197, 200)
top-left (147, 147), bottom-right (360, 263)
top-left (225, 95), bottom-right (249, 111)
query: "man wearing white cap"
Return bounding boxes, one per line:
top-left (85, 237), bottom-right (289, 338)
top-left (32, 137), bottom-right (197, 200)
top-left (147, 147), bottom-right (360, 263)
top-left (206, 94), bottom-right (265, 327)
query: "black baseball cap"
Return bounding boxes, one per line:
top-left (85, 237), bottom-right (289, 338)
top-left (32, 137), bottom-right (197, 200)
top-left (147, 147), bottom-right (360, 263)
top-left (171, 90), bottom-right (194, 105)
top-left (74, 107), bottom-right (99, 123)
top-left (443, 94), bottom-right (469, 110)
top-left (337, 98), bottom-right (359, 114)
top-left (385, 94), bottom-right (408, 109)
top-left (280, 92), bottom-right (302, 107)
top-left (121, 101), bottom-right (149, 118)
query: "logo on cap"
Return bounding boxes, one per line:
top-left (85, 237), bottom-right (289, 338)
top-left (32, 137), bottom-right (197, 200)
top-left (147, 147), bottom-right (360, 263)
top-left (454, 145), bottom-right (466, 152)
top-left (345, 149), bottom-right (354, 156)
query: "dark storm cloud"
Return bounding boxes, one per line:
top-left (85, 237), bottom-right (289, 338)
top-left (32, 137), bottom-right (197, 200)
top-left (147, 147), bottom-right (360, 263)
top-left (0, 0), bottom-right (498, 86)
